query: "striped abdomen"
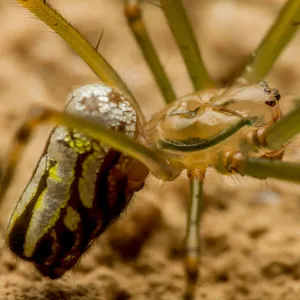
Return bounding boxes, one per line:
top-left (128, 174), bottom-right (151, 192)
top-left (6, 84), bottom-right (149, 278)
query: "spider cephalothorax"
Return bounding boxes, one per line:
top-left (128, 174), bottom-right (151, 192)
top-left (142, 81), bottom-right (282, 170)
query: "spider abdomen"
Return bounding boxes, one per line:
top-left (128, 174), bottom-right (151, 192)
top-left (6, 84), bottom-right (149, 278)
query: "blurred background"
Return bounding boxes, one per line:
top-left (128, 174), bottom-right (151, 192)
top-left (1, 0), bottom-right (300, 299)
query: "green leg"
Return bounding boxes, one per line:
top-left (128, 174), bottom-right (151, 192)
top-left (239, 0), bottom-right (300, 83)
top-left (244, 102), bottom-right (300, 151)
top-left (264, 103), bottom-right (300, 150)
top-left (214, 151), bottom-right (300, 183)
top-left (160, 0), bottom-right (215, 90)
top-left (184, 169), bottom-right (206, 300)
top-left (124, 0), bottom-right (176, 104)
top-left (0, 106), bottom-right (181, 205)
top-left (17, 0), bottom-right (144, 122)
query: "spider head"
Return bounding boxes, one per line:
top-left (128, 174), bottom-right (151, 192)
top-left (210, 81), bottom-right (281, 127)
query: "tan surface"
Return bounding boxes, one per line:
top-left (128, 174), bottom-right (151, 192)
top-left (1, 0), bottom-right (300, 299)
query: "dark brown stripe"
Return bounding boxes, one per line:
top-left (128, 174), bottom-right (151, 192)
top-left (31, 150), bottom-right (92, 275)
top-left (7, 158), bottom-right (55, 260)
top-left (28, 116), bottom-right (139, 279)
top-left (33, 148), bottom-right (130, 278)
top-left (91, 152), bottom-right (139, 238)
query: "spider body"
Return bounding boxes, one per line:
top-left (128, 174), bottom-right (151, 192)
top-left (142, 82), bottom-right (282, 170)
top-left (6, 84), bottom-right (148, 279)
top-left (6, 80), bottom-right (282, 280)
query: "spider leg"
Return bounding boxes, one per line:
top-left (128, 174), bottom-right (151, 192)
top-left (0, 105), bottom-right (181, 205)
top-left (245, 102), bottom-right (300, 151)
top-left (214, 151), bottom-right (300, 183)
top-left (239, 0), bottom-right (300, 83)
top-left (124, 0), bottom-right (176, 103)
top-left (16, 0), bottom-right (144, 122)
top-left (184, 169), bottom-right (206, 300)
top-left (160, 0), bottom-right (215, 90)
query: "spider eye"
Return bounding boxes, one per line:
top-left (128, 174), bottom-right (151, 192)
top-left (265, 99), bottom-right (276, 107)
top-left (273, 91), bottom-right (281, 101)
top-left (264, 87), bottom-right (271, 93)
top-left (259, 81), bottom-right (268, 88)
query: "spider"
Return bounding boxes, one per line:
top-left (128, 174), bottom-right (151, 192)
top-left (1, 0), bottom-right (300, 299)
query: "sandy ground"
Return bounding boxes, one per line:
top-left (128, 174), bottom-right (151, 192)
top-left (1, 0), bottom-right (300, 299)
